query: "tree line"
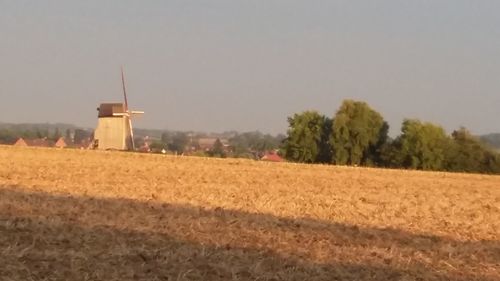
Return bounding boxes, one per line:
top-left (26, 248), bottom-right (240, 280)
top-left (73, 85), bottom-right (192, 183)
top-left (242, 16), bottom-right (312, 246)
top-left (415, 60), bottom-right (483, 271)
top-left (148, 131), bottom-right (284, 158)
top-left (0, 126), bottom-right (92, 145)
top-left (281, 99), bottom-right (500, 174)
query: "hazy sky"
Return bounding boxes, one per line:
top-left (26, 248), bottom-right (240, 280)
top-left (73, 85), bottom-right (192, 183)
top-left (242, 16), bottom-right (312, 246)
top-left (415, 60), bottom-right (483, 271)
top-left (1, 1), bottom-right (499, 135)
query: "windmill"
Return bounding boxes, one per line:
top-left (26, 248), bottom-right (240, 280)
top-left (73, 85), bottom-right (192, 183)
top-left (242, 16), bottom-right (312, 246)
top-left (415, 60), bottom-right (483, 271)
top-left (93, 67), bottom-right (144, 150)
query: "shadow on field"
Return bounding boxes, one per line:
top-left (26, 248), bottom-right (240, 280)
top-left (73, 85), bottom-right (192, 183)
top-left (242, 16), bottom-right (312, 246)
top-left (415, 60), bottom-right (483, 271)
top-left (0, 187), bottom-right (498, 281)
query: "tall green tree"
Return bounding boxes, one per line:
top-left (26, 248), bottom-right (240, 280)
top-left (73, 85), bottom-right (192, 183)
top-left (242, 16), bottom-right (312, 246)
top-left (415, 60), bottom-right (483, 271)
top-left (391, 119), bottom-right (449, 170)
top-left (330, 100), bottom-right (388, 166)
top-left (480, 133), bottom-right (500, 150)
top-left (445, 127), bottom-right (500, 174)
top-left (317, 117), bottom-right (333, 163)
top-left (282, 111), bottom-right (331, 163)
top-left (481, 150), bottom-right (500, 174)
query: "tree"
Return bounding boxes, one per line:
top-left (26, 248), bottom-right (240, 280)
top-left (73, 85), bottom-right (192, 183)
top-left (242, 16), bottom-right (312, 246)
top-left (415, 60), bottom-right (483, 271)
top-left (209, 138), bottom-right (226, 158)
top-left (390, 119), bottom-right (449, 170)
top-left (330, 100), bottom-right (388, 166)
top-left (481, 150), bottom-right (500, 174)
top-left (229, 131), bottom-right (285, 158)
top-left (367, 122), bottom-right (390, 165)
top-left (317, 117), bottom-right (333, 163)
top-left (74, 129), bottom-right (91, 144)
top-left (51, 128), bottom-right (61, 141)
top-left (282, 111), bottom-right (331, 163)
top-left (0, 129), bottom-right (17, 144)
top-left (445, 127), bottom-right (500, 174)
top-left (161, 132), bottom-right (172, 145)
top-left (149, 140), bottom-right (168, 153)
top-left (168, 132), bottom-right (189, 154)
top-left (65, 129), bottom-right (72, 143)
top-left (480, 133), bottom-right (500, 150)
top-left (36, 130), bottom-right (42, 139)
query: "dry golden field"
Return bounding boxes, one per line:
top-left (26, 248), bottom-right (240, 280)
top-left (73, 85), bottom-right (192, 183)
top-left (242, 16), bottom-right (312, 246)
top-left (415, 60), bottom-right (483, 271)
top-left (0, 145), bottom-right (499, 281)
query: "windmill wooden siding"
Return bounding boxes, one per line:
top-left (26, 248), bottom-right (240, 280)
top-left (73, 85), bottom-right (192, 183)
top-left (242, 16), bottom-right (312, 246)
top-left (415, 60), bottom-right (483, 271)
top-left (94, 115), bottom-right (133, 150)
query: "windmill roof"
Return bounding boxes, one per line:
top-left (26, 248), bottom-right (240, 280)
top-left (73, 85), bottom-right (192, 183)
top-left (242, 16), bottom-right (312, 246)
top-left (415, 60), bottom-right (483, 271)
top-left (98, 103), bottom-right (126, 117)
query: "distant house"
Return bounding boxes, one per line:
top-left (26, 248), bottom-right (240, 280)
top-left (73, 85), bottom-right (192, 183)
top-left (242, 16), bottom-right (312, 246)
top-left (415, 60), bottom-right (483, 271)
top-left (261, 151), bottom-right (284, 162)
top-left (74, 138), bottom-right (93, 149)
top-left (197, 138), bottom-right (229, 151)
top-left (54, 137), bottom-right (67, 148)
top-left (14, 137), bottom-right (55, 148)
top-left (197, 138), bottom-right (218, 151)
top-left (14, 138), bottom-right (28, 146)
top-left (138, 137), bottom-right (152, 152)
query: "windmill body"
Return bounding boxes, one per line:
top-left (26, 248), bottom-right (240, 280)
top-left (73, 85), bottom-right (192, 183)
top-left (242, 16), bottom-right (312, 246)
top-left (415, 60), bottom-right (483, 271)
top-left (93, 68), bottom-right (143, 151)
top-left (94, 103), bottom-right (134, 150)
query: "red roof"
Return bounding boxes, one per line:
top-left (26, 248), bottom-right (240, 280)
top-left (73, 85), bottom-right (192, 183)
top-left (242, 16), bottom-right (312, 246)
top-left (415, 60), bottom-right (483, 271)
top-left (54, 137), bottom-right (67, 148)
top-left (14, 138), bottom-right (28, 146)
top-left (261, 152), bottom-right (284, 162)
top-left (14, 138), bottom-right (55, 147)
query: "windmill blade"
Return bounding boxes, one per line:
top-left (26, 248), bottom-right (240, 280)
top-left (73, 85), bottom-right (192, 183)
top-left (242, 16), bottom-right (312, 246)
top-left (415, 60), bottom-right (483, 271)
top-left (128, 115), bottom-right (136, 150)
top-left (120, 66), bottom-right (135, 150)
top-left (121, 66), bottom-right (129, 111)
top-left (112, 113), bottom-right (129, 117)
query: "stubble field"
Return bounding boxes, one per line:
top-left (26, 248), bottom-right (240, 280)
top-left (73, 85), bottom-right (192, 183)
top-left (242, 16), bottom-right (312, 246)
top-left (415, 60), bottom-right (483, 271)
top-left (0, 145), bottom-right (499, 280)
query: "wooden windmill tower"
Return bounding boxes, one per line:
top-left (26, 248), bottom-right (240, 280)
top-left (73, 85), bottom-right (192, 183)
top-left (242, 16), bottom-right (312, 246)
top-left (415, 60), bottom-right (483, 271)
top-left (93, 68), bottom-right (144, 150)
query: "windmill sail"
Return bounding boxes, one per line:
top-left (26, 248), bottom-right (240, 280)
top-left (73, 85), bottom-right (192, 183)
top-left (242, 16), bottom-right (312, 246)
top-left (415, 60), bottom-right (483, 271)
top-left (121, 66), bottom-right (129, 111)
top-left (121, 67), bottom-right (135, 150)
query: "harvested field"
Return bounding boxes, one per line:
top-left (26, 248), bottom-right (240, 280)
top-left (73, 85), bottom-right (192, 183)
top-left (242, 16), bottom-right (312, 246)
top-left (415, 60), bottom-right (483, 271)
top-left (0, 145), bottom-right (499, 280)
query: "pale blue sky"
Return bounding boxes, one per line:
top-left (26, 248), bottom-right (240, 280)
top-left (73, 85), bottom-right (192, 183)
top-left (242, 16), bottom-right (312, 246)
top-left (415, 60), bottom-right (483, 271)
top-left (1, 1), bottom-right (499, 135)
